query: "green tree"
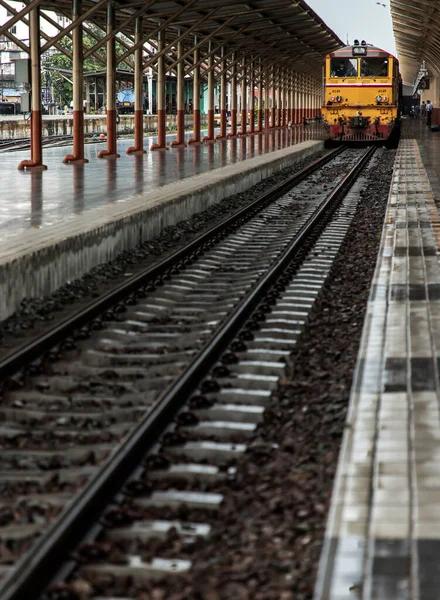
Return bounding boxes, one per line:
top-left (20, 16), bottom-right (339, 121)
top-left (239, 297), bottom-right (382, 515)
top-left (42, 24), bottom-right (134, 108)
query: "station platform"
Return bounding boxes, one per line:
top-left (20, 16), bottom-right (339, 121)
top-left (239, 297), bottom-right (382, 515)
top-left (315, 119), bottom-right (440, 599)
top-left (0, 125), bottom-right (322, 243)
top-left (0, 125), bottom-right (324, 321)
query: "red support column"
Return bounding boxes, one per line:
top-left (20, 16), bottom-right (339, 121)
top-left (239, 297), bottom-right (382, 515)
top-left (203, 42), bottom-right (215, 143)
top-left (150, 29), bottom-right (167, 151)
top-left (188, 37), bottom-right (201, 145)
top-left (170, 36), bottom-right (186, 148)
top-left (64, 0), bottom-right (88, 164)
top-left (127, 16), bottom-right (146, 154)
top-left (98, 2), bottom-right (120, 158)
top-left (216, 47), bottom-right (227, 139)
top-left (228, 53), bottom-right (237, 138)
top-left (238, 58), bottom-right (247, 136)
top-left (18, 6), bottom-right (47, 170)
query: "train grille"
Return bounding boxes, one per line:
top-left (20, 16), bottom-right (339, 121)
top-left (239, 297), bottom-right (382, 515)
top-left (341, 132), bottom-right (384, 141)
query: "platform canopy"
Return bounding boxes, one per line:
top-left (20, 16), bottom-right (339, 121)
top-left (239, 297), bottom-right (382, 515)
top-left (390, 0), bottom-right (440, 85)
top-left (40, 0), bottom-right (343, 75)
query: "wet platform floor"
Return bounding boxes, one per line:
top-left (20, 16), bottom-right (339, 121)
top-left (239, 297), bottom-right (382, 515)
top-left (0, 125), bottom-right (324, 243)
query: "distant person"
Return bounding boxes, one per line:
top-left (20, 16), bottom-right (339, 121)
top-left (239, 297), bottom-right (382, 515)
top-left (421, 101), bottom-right (427, 118)
top-left (427, 100), bottom-right (433, 127)
top-left (414, 104), bottom-right (420, 119)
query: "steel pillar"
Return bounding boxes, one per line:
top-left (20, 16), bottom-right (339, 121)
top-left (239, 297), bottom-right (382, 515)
top-left (94, 77), bottom-right (99, 112)
top-left (227, 53), bottom-right (237, 137)
top-left (150, 29), bottom-right (167, 150)
top-left (98, 2), bottom-right (119, 158)
top-left (188, 37), bottom-right (201, 144)
top-left (19, 7), bottom-right (46, 170)
top-left (64, 0), bottom-right (88, 164)
top-left (305, 79), bottom-right (309, 119)
top-left (277, 67), bottom-right (282, 127)
top-left (289, 73), bottom-right (295, 125)
top-left (216, 47), bottom-right (227, 139)
top-left (249, 59), bottom-right (255, 134)
top-left (203, 41), bottom-right (215, 143)
top-left (264, 65), bottom-right (270, 130)
top-left (127, 17), bottom-right (146, 154)
top-left (170, 35), bottom-right (186, 148)
top-left (270, 65), bottom-right (276, 128)
top-left (238, 58), bottom-right (247, 135)
top-left (257, 60), bottom-right (263, 132)
top-left (86, 79), bottom-right (90, 114)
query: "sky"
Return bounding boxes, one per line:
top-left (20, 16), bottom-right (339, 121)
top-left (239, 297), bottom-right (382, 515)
top-left (306, 0), bottom-right (396, 56)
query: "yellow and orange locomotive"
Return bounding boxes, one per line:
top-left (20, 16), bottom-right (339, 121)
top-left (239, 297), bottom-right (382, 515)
top-left (322, 41), bottom-right (401, 143)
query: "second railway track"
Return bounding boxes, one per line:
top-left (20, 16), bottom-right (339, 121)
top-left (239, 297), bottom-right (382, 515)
top-left (0, 145), bottom-right (376, 600)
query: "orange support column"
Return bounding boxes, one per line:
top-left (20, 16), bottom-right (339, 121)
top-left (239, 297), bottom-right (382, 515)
top-left (228, 53), bottom-right (237, 138)
top-left (216, 48), bottom-right (227, 139)
top-left (98, 2), bottom-right (119, 158)
top-left (127, 16), bottom-right (146, 154)
top-left (64, 0), bottom-right (88, 164)
top-left (203, 42), bottom-right (215, 143)
top-left (170, 36), bottom-right (186, 148)
top-left (188, 37), bottom-right (201, 145)
top-left (150, 29), bottom-right (167, 151)
top-left (18, 7), bottom-right (46, 170)
top-left (238, 58), bottom-right (247, 136)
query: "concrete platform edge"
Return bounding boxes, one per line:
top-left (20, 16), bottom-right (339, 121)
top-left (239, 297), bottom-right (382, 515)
top-left (0, 139), bottom-right (323, 321)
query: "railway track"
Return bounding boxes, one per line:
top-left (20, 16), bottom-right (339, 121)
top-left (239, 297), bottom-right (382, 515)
top-left (0, 134), bottom-right (109, 152)
top-left (0, 145), bottom-right (375, 600)
top-left (0, 135), bottom-right (75, 152)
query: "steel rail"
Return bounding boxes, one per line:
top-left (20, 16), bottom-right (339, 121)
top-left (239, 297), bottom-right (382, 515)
top-left (0, 146), bottom-right (345, 381)
top-left (0, 145), bottom-right (375, 600)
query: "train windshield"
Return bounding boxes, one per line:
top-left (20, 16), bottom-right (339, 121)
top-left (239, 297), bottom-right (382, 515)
top-left (360, 58), bottom-right (389, 77)
top-left (330, 58), bottom-right (358, 78)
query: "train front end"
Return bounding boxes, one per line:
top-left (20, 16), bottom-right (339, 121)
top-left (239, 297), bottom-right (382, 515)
top-left (322, 42), bottom-right (400, 143)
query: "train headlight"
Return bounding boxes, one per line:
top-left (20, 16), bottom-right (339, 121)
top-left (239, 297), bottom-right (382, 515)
top-left (376, 95), bottom-right (382, 104)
